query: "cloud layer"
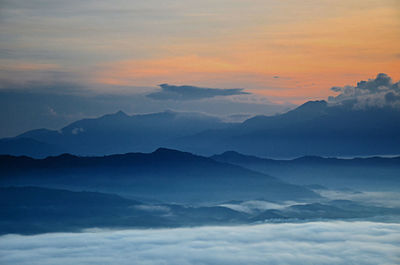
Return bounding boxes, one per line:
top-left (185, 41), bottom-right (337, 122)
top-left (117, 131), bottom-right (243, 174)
top-left (329, 73), bottom-right (400, 108)
top-left (147, 84), bottom-right (250, 100)
top-left (1, 221), bottom-right (399, 265)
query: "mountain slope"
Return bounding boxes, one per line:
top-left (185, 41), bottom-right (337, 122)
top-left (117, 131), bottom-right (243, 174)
top-left (6, 110), bottom-right (230, 157)
top-left (1, 100), bottom-right (400, 157)
top-left (0, 137), bottom-right (63, 157)
top-left (211, 151), bottom-right (400, 190)
top-left (0, 148), bottom-right (318, 203)
top-left (175, 101), bottom-right (400, 157)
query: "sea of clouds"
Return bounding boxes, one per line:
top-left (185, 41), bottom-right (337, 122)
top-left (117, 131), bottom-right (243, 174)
top-left (1, 221), bottom-right (399, 265)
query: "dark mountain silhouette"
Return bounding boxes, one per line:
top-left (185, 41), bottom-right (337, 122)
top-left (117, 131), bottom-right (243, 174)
top-left (211, 151), bottom-right (400, 190)
top-left (4, 110), bottom-right (230, 157)
top-left (177, 100), bottom-right (400, 157)
top-left (1, 100), bottom-right (399, 157)
top-left (0, 148), bottom-right (318, 203)
top-left (0, 137), bottom-right (63, 157)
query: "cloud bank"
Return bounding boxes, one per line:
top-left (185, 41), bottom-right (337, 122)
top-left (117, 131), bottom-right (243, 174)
top-left (147, 84), bottom-right (250, 101)
top-left (1, 221), bottom-right (399, 265)
top-left (329, 73), bottom-right (400, 108)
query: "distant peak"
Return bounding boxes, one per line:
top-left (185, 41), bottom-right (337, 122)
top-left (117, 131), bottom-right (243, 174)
top-left (152, 148), bottom-right (194, 157)
top-left (115, 110), bottom-right (128, 116)
top-left (153, 147), bottom-right (181, 154)
top-left (46, 153), bottom-right (78, 160)
top-left (289, 100), bottom-right (328, 116)
top-left (220, 150), bottom-right (243, 156)
top-left (298, 100), bottom-right (327, 108)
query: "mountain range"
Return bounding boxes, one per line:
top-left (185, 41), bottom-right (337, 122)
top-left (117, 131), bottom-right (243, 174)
top-left (0, 110), bottom-right (229, 157)
top-left (1, 100), bottom-right (399, 158)
top-left (178, 100), bottom-right (400, 157)
top-left (211, 151), bottom-right (400, 190)
top-left (0, 148), bottom-right (318, 203)
top-left (1, 144), bottom-right (399, 235)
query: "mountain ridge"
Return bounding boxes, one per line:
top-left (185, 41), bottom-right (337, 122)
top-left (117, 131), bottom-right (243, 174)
top-left (0, 148), bottom-right (318, 203)
top-left (1, 100), bottom-right (400, 157)
top-left (211, 151), bottom-right (400, 190)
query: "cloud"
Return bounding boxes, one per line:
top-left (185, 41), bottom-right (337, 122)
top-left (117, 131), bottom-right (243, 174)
top-left (1, 221), bottom-right (399, 265)
top-left (222, 113), bottom-right (254, 123)
top-left (220, 200), bottom-right (304, 214)
top-left (133, 205), bottom-right (170, 213)
top-left (319, 190), bottom-right (400, 208)
top-left (147, 84), bottom-right (250, 101)
top-left (328, 73), bottom-right (400, 108)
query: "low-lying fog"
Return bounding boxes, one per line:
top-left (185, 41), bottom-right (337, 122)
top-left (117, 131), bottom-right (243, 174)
top-left (1, 221), bottom-right (399, 265)
top-left (318, 190), bottom-right (400, 208)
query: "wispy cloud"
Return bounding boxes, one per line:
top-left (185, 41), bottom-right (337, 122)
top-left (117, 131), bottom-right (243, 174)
top-left (1, 221), bottom-right (399, 265)
top-left (147, 84), bottom-right (250, 101)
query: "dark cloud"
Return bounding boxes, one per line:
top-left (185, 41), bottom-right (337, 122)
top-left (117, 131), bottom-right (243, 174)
top-left (1, 222), bottom-right (399, 265)
top-left (330, 86), bottom-right (342, 92)
top-left (328, 73), bottom-right (400, 108)
top-left (385, 92), bottom-right (400, 103)
top-left (147, 84), bottom-right (250, 101)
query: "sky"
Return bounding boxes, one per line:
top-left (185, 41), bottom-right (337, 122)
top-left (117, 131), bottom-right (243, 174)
top-left (0, 0), bottom-right (399, 137)
top-left (1, 221), bottom-right (400, 265)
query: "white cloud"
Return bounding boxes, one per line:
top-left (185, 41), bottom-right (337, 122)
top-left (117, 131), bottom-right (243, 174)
top-left (1, 221), bottom-right (399, 265)
top-left (220, 200), bottom-right (306, 214)
top-left (319, 190), bottom-right (400, 208)
top-left (133, 205), bottom-right (171, 213)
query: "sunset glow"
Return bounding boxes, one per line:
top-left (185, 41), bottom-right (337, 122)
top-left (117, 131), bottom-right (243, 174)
top-left (1, 0), bottom-right (399, 103)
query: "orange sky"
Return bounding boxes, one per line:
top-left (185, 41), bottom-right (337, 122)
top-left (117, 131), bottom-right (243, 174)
top-left (1, 0), bottom-right (399, 103)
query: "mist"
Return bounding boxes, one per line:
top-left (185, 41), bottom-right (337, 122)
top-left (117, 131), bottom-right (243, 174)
top-left (1, 221), bottom-right (399, 265)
